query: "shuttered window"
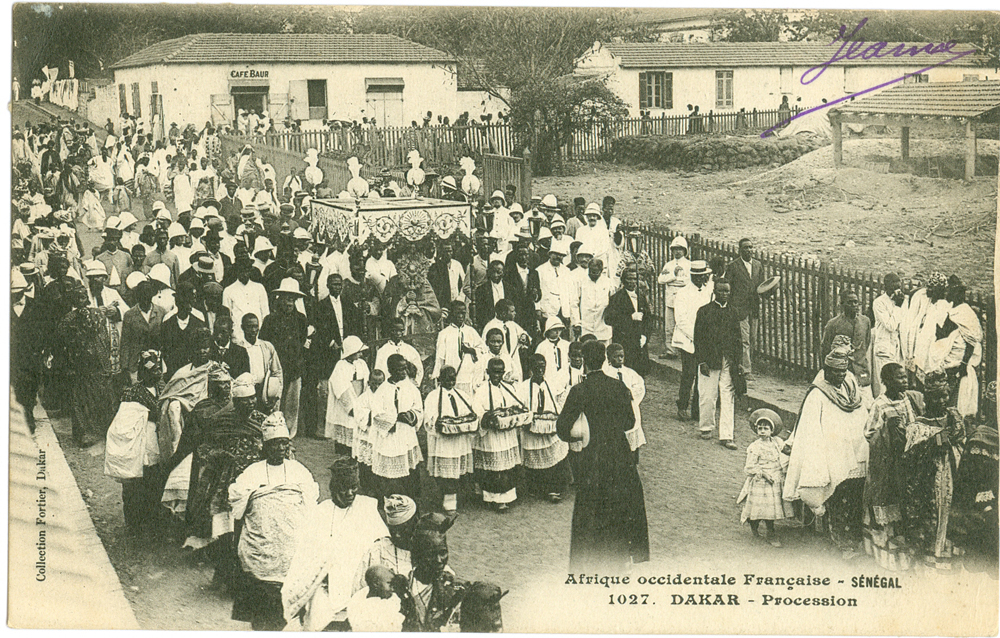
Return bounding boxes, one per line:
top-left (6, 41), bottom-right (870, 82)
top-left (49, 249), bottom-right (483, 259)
top-left (639, 72), bottom-right (672, 109)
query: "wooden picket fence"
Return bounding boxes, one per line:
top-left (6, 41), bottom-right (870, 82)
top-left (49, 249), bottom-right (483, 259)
top-left (639, 225), bottom-right (996, 395)
top-left (252, 107), bottom-right (798, 170)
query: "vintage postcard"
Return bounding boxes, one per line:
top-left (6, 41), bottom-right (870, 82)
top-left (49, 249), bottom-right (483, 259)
top-left (7, 3), bottom-right (999, 634)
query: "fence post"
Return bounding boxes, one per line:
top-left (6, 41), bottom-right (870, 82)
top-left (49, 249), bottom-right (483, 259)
top-left (521, 148), bottom-right (533, 207)
top-left (689, 233), bottom-right (702, 261)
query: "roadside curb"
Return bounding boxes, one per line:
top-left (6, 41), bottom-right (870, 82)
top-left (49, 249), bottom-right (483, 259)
top-left (7, 397), bottom-right (139, 629)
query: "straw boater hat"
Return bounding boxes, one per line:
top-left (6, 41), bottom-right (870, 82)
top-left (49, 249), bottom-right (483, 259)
top-left (749, 408), bottom-right (784, 437)
top-left (689, 260), bottom-right (711, 275)
top-left (341, 335), bottom-right (368, 359)
top-left (192, 254), bottom-right (215, 275)
top-left (757, 275), bottom-right (781, 296)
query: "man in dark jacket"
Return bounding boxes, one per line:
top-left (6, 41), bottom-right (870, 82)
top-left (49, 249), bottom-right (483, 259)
top-left (475, 260), bottom-right (511, 332)
top-left (556, 340), bottom-right (649, 570)
top-left (259, 279), bottom-right (308, 437)
top-left (693, 280), bottom-right (742, 449)
top-left (211, 313), bottom-right (250, 378)
top-left (725, 238), bottom-right (764, 376)
top-left (605, 269), bottom-right (651, 375)
top-left (503, 244), bottom-right (539, 340)
top-left (159, 282), bottom-right (207, 380)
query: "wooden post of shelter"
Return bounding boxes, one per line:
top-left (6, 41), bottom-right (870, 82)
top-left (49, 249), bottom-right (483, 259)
top-left (965, 119), bottom-right (977, 181)
top-left (830, 112), bottom-right (843, 168)
top-left (900, 126), bottom-right (910, 161)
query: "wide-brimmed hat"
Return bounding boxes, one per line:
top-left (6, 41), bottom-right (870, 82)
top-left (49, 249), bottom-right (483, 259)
top-left (273, 277), bottom-right (305, 297)
top-left (669, 235), bottom-right (688, 251)
top-left (125, 271), bottom-right (148, 290)
top-left (584, 202), bottom-right (602, 217)
top-left (689, 260), bottom-right (711, 275)
top-left (549, 214), bottom-right (566, 229)
top-left (543, 316), bottom-right (564, 335)
top-left (489, 190), bottom-right (506, 204)
top-left (167, 222), bottom-right (186, 239)
top-left (341, 335), bottom-right (368, 358)
top-left (749, 408), bottom-right (784, 437)
top-left (253, 236), bottom-right (275, 255)
top-left (118, 212), bottom-right (138, 230)
top-left (757, 275), bottom-right (781, 296)
top-left (441, 176), bottom-right (458, 191)
top-left (292, 227), bottom-right (311, 241)
top-left (104, 216), bottom-right (121, 231)
top-left (541, 194), bottom-right (558, 209)
top-left (84, 260), bottom-right (108, 278)
top-left (148, 263), bottom-right (172, 288)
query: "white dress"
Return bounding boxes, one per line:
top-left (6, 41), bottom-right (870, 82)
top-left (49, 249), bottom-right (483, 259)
top-left (325, 359), bottom-right (369, 445)
top-left (371, 379), bottom-right (424, 479)
top-left (423, 387), bottom-right (476, 479)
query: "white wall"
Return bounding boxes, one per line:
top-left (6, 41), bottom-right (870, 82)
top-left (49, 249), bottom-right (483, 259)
top-left (86, 84), bottom-right (120, 129)
top-left (577, 45), bottom-right (995, 117)
top-left (113, 61), bottom-right (462, 130)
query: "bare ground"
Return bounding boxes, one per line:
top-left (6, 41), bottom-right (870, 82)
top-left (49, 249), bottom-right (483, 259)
top-left (537, 138), bottom-right (998, 296)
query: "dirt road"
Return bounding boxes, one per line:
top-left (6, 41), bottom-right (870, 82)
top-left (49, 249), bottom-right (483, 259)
top-left (49, 360), bottom-right (997, 631)
top-left (537, 138), bottom-right (997, 295)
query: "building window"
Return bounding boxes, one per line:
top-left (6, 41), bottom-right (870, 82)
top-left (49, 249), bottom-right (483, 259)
top-left (131, 82), bottom-right (142, 117)
top-left (639, 72), bottom-right (672, 109)
top-left (151, 81), bottom-right (158, 94)
top-left (904, 74), bottom-right (929, 84)
top-left (307, 79), bottom-right (328, 120)
top-left (715, 70), bottom-right (733, 109)
top-left (118, 83), bottom-right (128, 116)
top-left (963, 74), bottom-right (980, 82)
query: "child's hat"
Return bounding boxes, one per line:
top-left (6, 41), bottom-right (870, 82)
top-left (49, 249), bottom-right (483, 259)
top-left (749, 408), bottom-right (783, 437)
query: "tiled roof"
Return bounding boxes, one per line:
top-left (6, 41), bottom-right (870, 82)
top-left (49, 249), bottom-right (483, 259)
top-left (601, 41), bottom-right (984, 68)
top-left (832, 80), bottom-right (1000, 118)
top-left (112, 33), bottom-right (455, 69)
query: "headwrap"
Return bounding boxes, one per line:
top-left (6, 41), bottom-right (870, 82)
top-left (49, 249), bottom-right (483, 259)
top-left (923, 371), bottom-right (950, 393)
top-left (383, 494), bottom-right (417, 526)
top-left (231, 372), bottom-right (256, 398)
top-left (330, 456), bottom-right (360, 486)
top-left (261, 412), bottom-right (290, 441)
top-left (415, 511), bottom-right (455, 533)
top-left (208, 362), bottom-right (232, 384)
top-left (927, 271), bottom-right (948, 289)
top-left (139, 350), bottom-right (161, 371)
top-left (824, 344), bottom-right (851, 371)
top-left (749, 408), bottom-right (783, 437)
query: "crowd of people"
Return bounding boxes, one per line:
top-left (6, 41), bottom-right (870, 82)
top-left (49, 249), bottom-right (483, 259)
top-left (9, 109), bottom-right (997, 630)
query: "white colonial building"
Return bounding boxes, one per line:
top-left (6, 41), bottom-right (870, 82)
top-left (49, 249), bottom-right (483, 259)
top-left (98, 33), bottom-right (497, 131)
top-left (575, 41), bottom-right (993, 118)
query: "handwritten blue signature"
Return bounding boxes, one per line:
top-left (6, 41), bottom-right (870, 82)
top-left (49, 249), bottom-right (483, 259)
top-left (761, 18), bottom-right (978, 138)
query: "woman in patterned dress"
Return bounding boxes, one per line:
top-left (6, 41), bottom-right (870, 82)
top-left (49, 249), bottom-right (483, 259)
top-left (56, 282), bottom-right (120, 446)
top-left (902, 372), bottom-right (966, 566)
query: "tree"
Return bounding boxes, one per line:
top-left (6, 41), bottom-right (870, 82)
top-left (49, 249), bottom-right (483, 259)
top-left (508, 75), bottom-right (629, 175)
top-left (711, 10), bottom-right (802, 42)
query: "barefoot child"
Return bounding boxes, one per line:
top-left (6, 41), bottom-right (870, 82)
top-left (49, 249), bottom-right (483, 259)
top-left (737, 408), bottom-right (794, 547)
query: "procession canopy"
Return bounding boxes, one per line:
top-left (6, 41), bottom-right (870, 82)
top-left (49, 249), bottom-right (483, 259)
top-left (309, 196), bottom-right (473, 245)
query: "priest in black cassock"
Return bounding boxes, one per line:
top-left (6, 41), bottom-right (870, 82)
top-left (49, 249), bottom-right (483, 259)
top-left (556, 341), bottom-right (649, 570)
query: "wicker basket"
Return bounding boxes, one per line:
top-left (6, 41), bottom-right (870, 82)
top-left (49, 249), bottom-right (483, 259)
top-left (437, 414), bottom-right (479, 435)
top-left (529, 411), bottom-right (559, 435)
